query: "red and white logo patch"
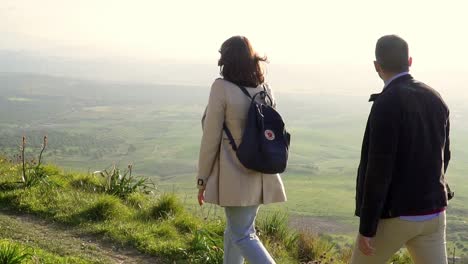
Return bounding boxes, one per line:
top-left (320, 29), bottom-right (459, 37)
top-left (264, 130), bottom-right (275, 141)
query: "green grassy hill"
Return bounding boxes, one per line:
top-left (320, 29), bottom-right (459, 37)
top-left (0, 158), bottom-right (359, 263)
top-left (0, 73), bottom-right (467, 262)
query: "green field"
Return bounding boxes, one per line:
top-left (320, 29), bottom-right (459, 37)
top-left (1, 72), bottom-right (467, 256)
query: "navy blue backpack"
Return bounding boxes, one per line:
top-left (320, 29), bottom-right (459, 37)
top-left (223, 84), bottom-right (291, 174)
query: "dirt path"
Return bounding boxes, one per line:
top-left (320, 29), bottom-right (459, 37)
top-left (0, 210), bottom-right (158, 264)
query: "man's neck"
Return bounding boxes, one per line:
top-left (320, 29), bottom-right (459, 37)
top-left (382, 72), bottom-right (400, 83)
top-left (382, 71), bottom-right (410, 89)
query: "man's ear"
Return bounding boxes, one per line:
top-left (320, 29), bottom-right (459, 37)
top-left (408, 57), bottom-right (413, 67)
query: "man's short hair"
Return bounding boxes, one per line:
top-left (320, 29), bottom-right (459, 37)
top-left (375, 35), bottom-right (409, 73)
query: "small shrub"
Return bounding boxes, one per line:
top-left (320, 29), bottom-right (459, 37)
top-left (257, 210), bottom-right (298, 249)
top-left (296, 232), bottom-right (336, 263)
top-left (94, 165), bottom-right (154, 199)
top-left (152, 224), bottom-right (179, 239)
top-left (337, 246), bottom-right (353, 263)
top-left (150, 194), bottom-right (184, 220)
top-left (78, 196), bottom-right (128, 221)
top-left (204, 219), bottom-right (226, 237)
top-left (20, 136), bottom-right (51, 188)
top-left (22, 165), bottom-right (50, 188)
top-left (173, 215), bottom-right (199, 233)
top-left (388, 249), bottom-right (413, 264)
top-left (126, 192), bottom-right (150, 209)
top-left (69, 175), bottom-right (102, 192)
top-left (257, 210), bottom-right (288, 239)
top-left (184, 229), bottom-right (224, 264)
top-left (0, 242), bottom-right (31, 264)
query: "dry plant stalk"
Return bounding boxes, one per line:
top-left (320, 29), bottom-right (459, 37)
top-left (20, 135), bottom-right (48, 184)
top-left (37, 135), bottom-right (48, 168)
top-left (21, 136), bottom-right (26, 183)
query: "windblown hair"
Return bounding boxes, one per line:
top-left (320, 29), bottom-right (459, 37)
top-left (375, 35), bottom-right (409, 73)
top-left (218, 36), bottom-right (267, 87)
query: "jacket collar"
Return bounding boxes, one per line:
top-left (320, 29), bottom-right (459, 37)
top-left (369, 74), bottom-right (413, 102)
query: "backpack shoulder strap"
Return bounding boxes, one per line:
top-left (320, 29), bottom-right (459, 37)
top-left (261, 84), bottom-right (274, 107)
top-left (237, 85), bottom-right (253, 99)
top-left (223, 123), bottom-right (238, 151)
top-left (219, 80), bottom-right (250, 152)
top-left (220, 78), bottom-right (252, 99)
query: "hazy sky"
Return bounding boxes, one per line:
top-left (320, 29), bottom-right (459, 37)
top-left (2, 0), bottom-right (467, 66)
top-left (1, 0), bottom-right (468, 97)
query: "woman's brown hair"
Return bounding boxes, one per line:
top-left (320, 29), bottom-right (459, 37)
top-left (218, 36), bottom-right (267, 87)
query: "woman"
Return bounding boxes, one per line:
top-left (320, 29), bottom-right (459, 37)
top-left (196, 36), bottom-right (287, 264)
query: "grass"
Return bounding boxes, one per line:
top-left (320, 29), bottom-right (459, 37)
top-left (0, 239), bottom-right (99, 264)
top-left (0, 241), bottom-right (31, 264)
top-left (257, 210), bottom-right (298, 250)
top-left (184, 229), bottom-right (224, 264)
top-left (78, 196), bottom-right (130, 222)
top-left (0, 159), bottom-right (362, 263)
top-left (294, 232), bottom-right (342, 263)
top-left (4, 161), bottom-right (465, 263)
top-left (150, 193), bottom-right (184, 219)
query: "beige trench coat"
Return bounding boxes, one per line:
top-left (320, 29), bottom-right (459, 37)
top-left (197, 79), bottom-right (287, 206)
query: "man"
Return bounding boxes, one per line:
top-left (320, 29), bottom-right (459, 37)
top-left (351, 35), bottom-right (453, 264)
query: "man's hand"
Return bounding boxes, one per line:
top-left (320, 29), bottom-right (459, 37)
top-left (358, 234), bottom-right (375, 256)
top-left (198, 189), bottom-right (205, 206)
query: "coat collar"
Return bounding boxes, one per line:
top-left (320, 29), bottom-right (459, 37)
top-left (369, 74), bottom-right (413, 102)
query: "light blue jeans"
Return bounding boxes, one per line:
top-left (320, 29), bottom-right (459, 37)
top-left (223, 205), bottom-right (276, 264)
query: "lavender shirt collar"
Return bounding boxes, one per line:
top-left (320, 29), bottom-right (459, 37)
top-left (383, 72), bottom-right (409, 90)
